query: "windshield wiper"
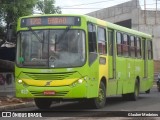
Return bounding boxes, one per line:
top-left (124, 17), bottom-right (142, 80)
top-left (55, 26), bottom-right (71, 44)
top-left (28, 26), bottom-right (43, 43)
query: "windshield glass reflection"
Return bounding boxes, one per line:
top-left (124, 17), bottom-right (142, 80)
top-left (16, 29), bottom-right (86, 68)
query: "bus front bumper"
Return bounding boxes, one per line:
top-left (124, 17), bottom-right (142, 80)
top-left (15, 80), bottom-right (87, 99)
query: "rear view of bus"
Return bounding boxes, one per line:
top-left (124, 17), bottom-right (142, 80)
top-left (15, 15), bottom-right (102, 109)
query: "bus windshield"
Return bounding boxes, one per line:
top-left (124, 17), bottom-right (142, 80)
top-left (16, 29), bottom-right (86, 68)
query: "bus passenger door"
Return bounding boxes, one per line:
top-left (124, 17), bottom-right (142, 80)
top-left (87, 23), bottom-right (99, 98)
top-left (107, 29), bottom-right (117, 95)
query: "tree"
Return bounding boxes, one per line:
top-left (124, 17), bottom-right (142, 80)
top-left (0, 0), bottom-right (37, 23)
top-left (0, 0), bottom-right (61, 42)
top-left (36, 0), bottom-right (61, 14)
top-left (0, 0), bottom-right (38, 41)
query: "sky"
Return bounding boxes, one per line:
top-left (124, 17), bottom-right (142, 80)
top-left (55, 0), bottom-right (160, 14)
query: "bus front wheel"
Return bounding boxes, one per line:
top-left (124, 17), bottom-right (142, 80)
top-left (34, 98), bottom-right (52, 109)
top-left (91, 82), bottom-right (106, 109)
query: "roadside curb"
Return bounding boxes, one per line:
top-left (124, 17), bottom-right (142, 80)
top-left (0, 102), bottom-right (35, 111)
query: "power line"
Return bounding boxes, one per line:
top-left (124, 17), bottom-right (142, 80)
top-left (59, 0), bottom-right (160, 10)
top-left (61, 8), bottom-right (104, 9)
top-left (60, 0), bottom-right (127, 7)
top-left (60, 0), bottom-right (160, 9)
top-left (60, 2), bottom-right (160, 10)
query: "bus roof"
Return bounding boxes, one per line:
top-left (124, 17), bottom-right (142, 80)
top-left (19, 14), bottom-right (152, 39)
top-left (83, 14), bottom-right (152, 39)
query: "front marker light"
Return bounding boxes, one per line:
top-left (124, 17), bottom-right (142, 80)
top-left (78, 79), bottom-right (83, 83)
top-left (18, 79), bottom-right (23, 84)
top-left (71, 79), bottom-right (84, 87)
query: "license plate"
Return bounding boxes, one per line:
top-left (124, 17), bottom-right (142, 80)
top-left (43, 91), bottom-right (55, 95)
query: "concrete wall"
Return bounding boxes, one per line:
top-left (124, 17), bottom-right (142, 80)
top-left (87, 0), bottom-right (160, 61)
top-left (88, 0), bottom-right (138, 22)
top-left (135, 10), bottom-right (160, 60)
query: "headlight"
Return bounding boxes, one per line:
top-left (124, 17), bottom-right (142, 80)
top-left (71, 78), bottom-right (84, 87)
top-left (78, 79), bottom-right (83, 83)
top-left (18, 79), bottom-right (23, 84)
top-left (17, 79), bottom-right (28, 87)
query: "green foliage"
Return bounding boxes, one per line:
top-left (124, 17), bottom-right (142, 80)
top-left (0, 0), bottom-right (61, 41)
top-left (36, 0), bottom-right (61, 14)
top-left (0, 0), bottom-right (38, 40)
top-left (2, 0), bottom-right (37, 24)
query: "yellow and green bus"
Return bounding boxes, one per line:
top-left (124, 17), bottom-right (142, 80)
top-left (15, 14), bottom-right (154, 109)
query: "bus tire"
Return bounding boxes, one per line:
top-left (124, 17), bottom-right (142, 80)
top-left (34, 98), bottom-right (52, 109)
top-left (158, 87), bottom-right (160, 92)
top-left (91, 82), bottom-right (106, 109)
top-left (130, 80), bottom-right (139, 101)
top-left (122, 94), bottom-right (130, 100)
top-left (145, 89), bottom-right (150, 94)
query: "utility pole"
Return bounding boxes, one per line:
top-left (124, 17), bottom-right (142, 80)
top-left (155, 0), bottom-right (157, 24)
top-left (144, 0), bottom-right (146, 24)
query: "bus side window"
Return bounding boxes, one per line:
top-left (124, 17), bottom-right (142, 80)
top-left (123, 34), bottom-right (129, 57)
top-left (116, 32), bottom-right (123, 56)
top-left (108, 30), bottom-right (114, 56)
top-left (88, 23), bottom-right (97, 66)
top-left (136, 37), bottom-right (142, 58)
top-left (88, 23), bottom-right (97, 53)
top-left (148, 40), bottom-right (153, 59)
top-left (97, 27), bottom-right (107, 54)
top-left (130, 36), bottom-right (136, 58)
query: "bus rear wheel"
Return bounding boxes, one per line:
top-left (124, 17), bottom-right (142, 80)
top-left (91, 82), bottom-right (106, 109)
top-left (145, 89), bottom-right (150, 94)
top-left (130, 80), bottom-right (139, 101)
top-left (34, 98), bottom-right (52, 109)
top-left (122, 80), bottom-right (139, 101)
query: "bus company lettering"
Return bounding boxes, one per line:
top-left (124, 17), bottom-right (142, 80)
top-left (128, 113), bottom-right (141, 117)
top-left (128, 112), bottom-right (159, 117)
top-left (48, 17), bottom-right (66, 25)
top-left (10, 112), bottom-right (42, 117)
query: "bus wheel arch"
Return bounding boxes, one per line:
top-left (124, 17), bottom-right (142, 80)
top-left (101, 76), bottom-right (107, 89)
top-left (122, 77), bottom-right (140, 101)
top-left (90, 77), bottom-right (107, 109)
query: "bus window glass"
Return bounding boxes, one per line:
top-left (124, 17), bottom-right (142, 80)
top-left (123, 34), bottom-right (129, 56)
top-left (136, 37), bottom-right (141, 58)
top-left (108, 30), bottom-right (114, 56)
top-left (20, 30), bottom-right (48, 66)
top-left (16, 29), bottom-right (86, 68)
top-left (97, 27), bottom-right (106, 54)
top-left (117, 32), bottom-right (122, 56)
top-left (148, 40), bottom-right (153, 59)
top-left (130, 36), bottom-right (135, 57)
top-left (88, 23), bottom-right (97, 53)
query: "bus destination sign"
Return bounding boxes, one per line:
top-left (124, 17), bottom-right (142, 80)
top-left (21, 16), bottom-right (81, 27)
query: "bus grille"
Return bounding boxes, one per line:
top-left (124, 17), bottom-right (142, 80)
top-left (24, 72), bottom-right (75, 80)
top-left (30, 91), bottom-right (68, 97)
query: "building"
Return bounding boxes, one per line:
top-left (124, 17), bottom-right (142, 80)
top-left (87, 0), bottom-right (160, 72)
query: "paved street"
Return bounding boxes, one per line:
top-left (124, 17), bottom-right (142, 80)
top-left (12, 85), bottom-right (160, 111)
top-left (3, 85), bottom-right (159, 120)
